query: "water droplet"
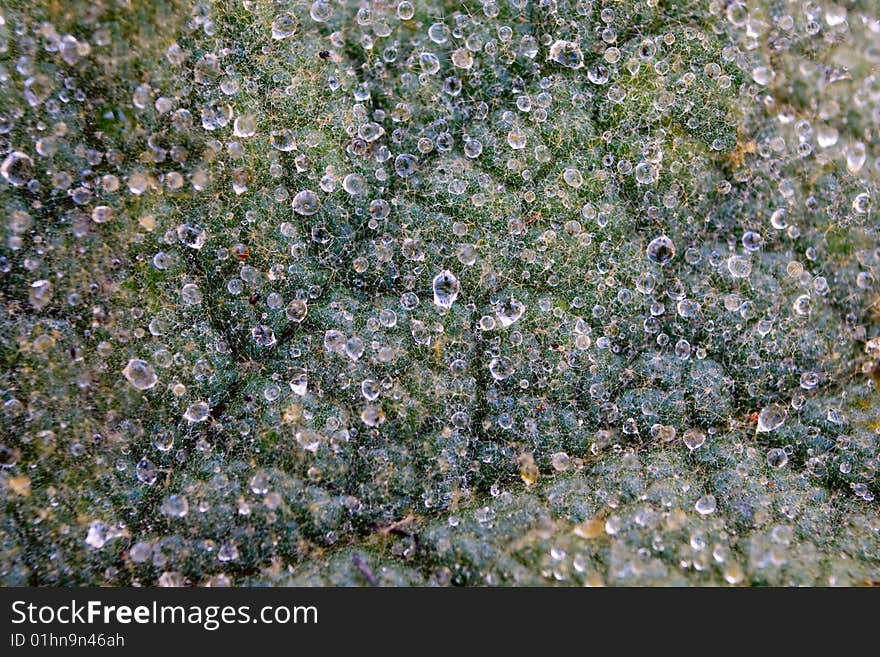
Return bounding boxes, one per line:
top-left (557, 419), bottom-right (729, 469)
top-left (290, 369), bottom-right (308, 396)
top-left (451, 48), bottom-right (473, 69)
top-left (358, 122), bottom-right (384, 142)
top-left (496, 297), bottom-right (525, 327)
top-left (345, 336), bottom-right (364, 361)
top-left (397, 1), bottom-right (414, 20)
top-left (563, 168), bottom-right (583, 188)
top-left (342, 173), bottom-right (365, 195)
top-left (506, 129), bottom-right (527, 150)
top-left (550, 452), bottom-right (571, 471)
top-left (233, 114), bottom-right (257, 138)
top-left (757, 404), bottom-right (787, 432)
top-left (770, 208), bottom-right (787, 230)
top-left (152, 432), bottom-right (174, 452)
top-left (360, 406), bottom-right (385, 427)
top-left (751, 66), bottom-right (773, 85)
top-left (816, 125), bottom-right (839, 148)
top-left (310, 0), bottom-right (332, 22)
top-left (91, 206), bottom-right (113, 224)
top-left (683, 428), bottom-right (706, 451)
top-left (136, 458), bottom-right (157, 485)
top-left (183, 401), bottom-right (210, 423)
top-left (587, 63), bottom-right (609, 84)
top-left (161, 494), bottom-right (189, 518)
top-left (271, 12), bottom-right (298, 39)
top-left (634, 162), bottom-right (657, 185)
top-left (432, 270), bottom-right (460, 309)
top-left (766, 448), bottom-right (788, 469)
top-left (549, 40), bottom-right (584, 69)
top-left (646, 236), bottom-right (675, 265)
top-left (846, 142), bottom-right (866, 174)
top-left (270, 129), bottom-right (297, 151)
top-left (852, 193), bottom-right (871, 214)
top-left (122, 359), bottom-right (158, 390)
top-left (1, 151), bottom-right (33, 187)
top-left (741, 231), bottom-right (763, 251)
top-left (292, 189), bottom-right (320, 216)
top-left (175, 223), bottom-right (205, 249)
top-left (489, 356), bottom-right (514, 381)
top-left (85, 521), bottom-right (111, 549)
top-left (28, 280), bottom-right (53, 311)
top-left (464, 138), bottom-right (483, 158)
top-left (792, 294), bottom-right (812, 316)
top-left (361, 379), bottom-right (381, 401)
top-left (799, 371), bottom-right (820, 390)
top-left (695, 495), bottom-right (717, 515)
top-left (727, 255), bottom-right (752, 278)
top-left (252, 325), bottom-right (277, 347)
top-left (285, 299), bottom-right (308, 322)
top-left (394, 153), bottom-right (417, 177)
top-left (181, 283), bottom-right (202, 306)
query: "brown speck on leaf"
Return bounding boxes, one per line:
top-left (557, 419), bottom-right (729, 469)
top-left (352, 553), bottom-right (378, 586)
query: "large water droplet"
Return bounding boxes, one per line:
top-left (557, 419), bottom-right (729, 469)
top-left (549, 40), bottom-right (584, 69)
top-left (292, 189), bottom-right (320, 216)
top-left (695, 495), bottom-right (717, 515)
top-left (646, 236), bottom-right (675, 265)
top-left (489, 356), bottom-right (514, 380)
top-left (271, 12), bottom-right (298, 39)
top-left (757, 404), bottom-right (787, 432)
top-left (766, 448), bottom-right (788, 468)
top-left (1, 151), bottom-right (33, 187)
top-left (683, 428), bottom-right (706, 451)
top-left (161, 494), bottom-right (189, 518)
top-left (497, 297), bottom-right (525, 327)
top-left (136, 458), bottom-right (157, 484)
top-left (183, 401), bottom-right (210, 423)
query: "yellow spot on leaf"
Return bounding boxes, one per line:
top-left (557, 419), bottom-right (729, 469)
top-left (9, 476), bottom-right (31, 497)
top-left (517, 453), bottom-right (539, 485)
top-left (573, 517), bottom-right (605, 540)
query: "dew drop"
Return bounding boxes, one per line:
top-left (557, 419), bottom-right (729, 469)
top-left (727, 255), bottom-right (752, 278)
top-left (1, 151), bottom-right (33, 187)
top-left (634, 162), bottom-right (657, 185)
top-left (646, 236), bottom-right (675, 265)
top-left (28, 279), bottom-right (53, 311)
top-left (489, 356), bottom-right (514, 381)
top-left (695, 495), bottom-right (717, 515)
top-left (432, 270), bottom-right (460, 309)
top-left (183, 401), bottom-right (210, 423)
top-left (285, 299), bottom-right (308, 322)
top-left (85, 521), bottom-right (111, 549)
top-left (549, 40), bottom-right (584, 69)
top-left (270, 129), bottom-right (297, 152)
top-left (766, 448), bottom-right (788, 469)
top-left (290, 369), bottom-right (309, 396)
top-left (756, 404), bottom-right (787, 432)
top-left (135, 458), bottom-right (157, 485)
top-left (497, 297), bottom-right (525, 327)
top-left (181, 283), bottom-right (202, 306)
top-left (292, 189), bottom-right (320, 216)
top-left (122, 359), bottom-right (158, 390)
top-left (233, 114), bottom-right (257, 138)
top-left (161, 494), bottom-right (189, 518)
top-left (683, 428), bottom-right (706, 451)
top-left (271, 13), bottom-right (298, 39)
